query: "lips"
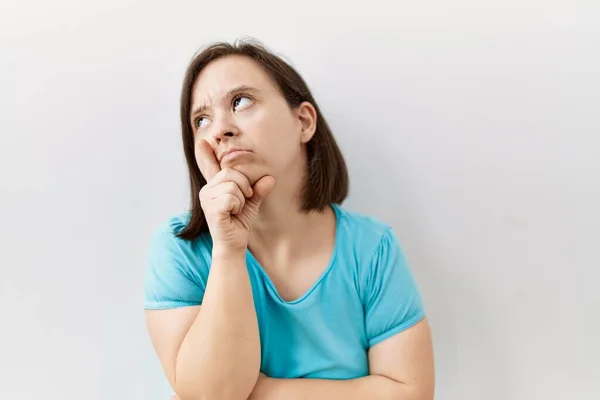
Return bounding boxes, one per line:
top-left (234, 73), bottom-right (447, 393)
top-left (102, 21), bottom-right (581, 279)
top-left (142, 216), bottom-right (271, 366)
top-left (218, 148), bottom-right (252, 162)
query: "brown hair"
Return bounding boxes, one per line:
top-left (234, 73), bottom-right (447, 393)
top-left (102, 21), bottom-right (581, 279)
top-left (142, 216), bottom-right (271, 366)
top-left (177, 38), bottom-right (349, 240)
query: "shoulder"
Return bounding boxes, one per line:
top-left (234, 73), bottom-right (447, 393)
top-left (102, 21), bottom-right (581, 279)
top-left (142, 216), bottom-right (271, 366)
top-left (333, 205), bottom-right (424, 343)
top-left (143, 211), bottom-right (212, 309)
top-left (150, 211), bottom-right (212, 253)
top-left (154, 211), bottom-right (192, 238)
top-left (146, 211), bottom-right (213, 282)
top-left (333, 203), bottom-right (395, 259)
top-left (333, 203), bottom-right (410, 286)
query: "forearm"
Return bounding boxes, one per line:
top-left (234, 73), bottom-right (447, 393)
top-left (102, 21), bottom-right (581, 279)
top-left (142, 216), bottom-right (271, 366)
top-left (176, 250), bottom-right (260, 399)
top-left (249, 375), bottom-right (407, 400)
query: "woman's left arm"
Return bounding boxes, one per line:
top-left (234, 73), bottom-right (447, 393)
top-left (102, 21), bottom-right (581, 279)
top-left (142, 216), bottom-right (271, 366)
top-left (249, 317), bottom-right (434, 400)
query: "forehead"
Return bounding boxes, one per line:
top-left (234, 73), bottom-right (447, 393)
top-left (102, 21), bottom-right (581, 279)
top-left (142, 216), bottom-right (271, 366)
top-left (191, 55), bottom-right (276, 106)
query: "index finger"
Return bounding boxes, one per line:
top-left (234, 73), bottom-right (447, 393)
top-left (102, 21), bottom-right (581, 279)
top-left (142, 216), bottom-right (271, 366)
top-left (195, 139), bottom-right (221, 181)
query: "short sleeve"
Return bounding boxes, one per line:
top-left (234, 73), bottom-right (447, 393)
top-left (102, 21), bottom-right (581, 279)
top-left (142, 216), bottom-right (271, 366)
top-left (364, 228), bottom-right (425, 347)
top-left (143, 221), bottom-right (205, 310)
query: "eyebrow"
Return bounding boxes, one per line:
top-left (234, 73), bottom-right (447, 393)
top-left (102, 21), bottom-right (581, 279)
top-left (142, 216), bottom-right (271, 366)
top-left (190, 85), bottom-right (260, 119)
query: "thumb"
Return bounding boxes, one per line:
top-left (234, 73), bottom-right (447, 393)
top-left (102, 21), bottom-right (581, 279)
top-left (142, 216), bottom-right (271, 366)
top-left (248, 175), bottom-right (275, 207)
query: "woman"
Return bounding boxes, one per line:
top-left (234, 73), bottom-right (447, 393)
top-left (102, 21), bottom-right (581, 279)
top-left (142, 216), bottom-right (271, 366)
top-left (144, 39), bottom-right (435, 400)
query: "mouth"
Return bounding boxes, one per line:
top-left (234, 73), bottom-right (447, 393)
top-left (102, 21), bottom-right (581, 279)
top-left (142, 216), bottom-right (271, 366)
top-left (219, 148), bottom-right (253, 163)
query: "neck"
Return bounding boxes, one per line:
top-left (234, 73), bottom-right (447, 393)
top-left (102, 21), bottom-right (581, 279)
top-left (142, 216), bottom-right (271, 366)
top-left (250, 175), bottom-right (309, 243)
top-left (248, 163), bottom-right (333, 260)
top-left (249, 196), bottom-right (334, 268)
top-left (250, 153), bottom-right (307, 240)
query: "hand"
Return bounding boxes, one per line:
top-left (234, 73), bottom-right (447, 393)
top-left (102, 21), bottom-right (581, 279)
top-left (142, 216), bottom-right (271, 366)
top-left (196, 139), bottom-right (275, 254)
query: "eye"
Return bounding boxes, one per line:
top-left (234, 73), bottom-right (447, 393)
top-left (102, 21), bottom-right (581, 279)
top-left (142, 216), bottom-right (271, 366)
top-left (233, 95), bottom-right (252, 111)
top-left (195, 116), bottom-right (210, 129)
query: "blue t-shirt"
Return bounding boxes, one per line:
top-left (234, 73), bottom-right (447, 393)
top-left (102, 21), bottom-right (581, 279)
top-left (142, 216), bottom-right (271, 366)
top-left (144, 203), bottom-right (425, 379)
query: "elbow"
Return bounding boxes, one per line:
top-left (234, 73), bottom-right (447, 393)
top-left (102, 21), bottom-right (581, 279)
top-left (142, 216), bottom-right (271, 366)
top-left (175, 393), bottom-right (240, 400)
top-left (172, 355), bottom-right (260, 400)
top-left (173, 386), bottom-right (241, 400)
top-left (173, 376), bottom-right (254, 400)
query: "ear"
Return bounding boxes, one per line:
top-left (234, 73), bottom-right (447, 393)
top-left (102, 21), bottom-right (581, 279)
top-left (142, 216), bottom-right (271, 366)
top-left (296, 101), bottom-right (317, 143)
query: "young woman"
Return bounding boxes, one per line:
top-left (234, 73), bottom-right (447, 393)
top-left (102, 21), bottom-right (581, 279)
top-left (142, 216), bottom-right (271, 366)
top-left (144, 39), bottom-right (435, 400)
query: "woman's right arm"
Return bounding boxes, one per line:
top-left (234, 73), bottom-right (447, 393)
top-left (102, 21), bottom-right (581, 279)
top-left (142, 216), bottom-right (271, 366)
top-left (146, 139), bottom-right (275, 400)
top-left (146, 248), bottom-right (261, 400)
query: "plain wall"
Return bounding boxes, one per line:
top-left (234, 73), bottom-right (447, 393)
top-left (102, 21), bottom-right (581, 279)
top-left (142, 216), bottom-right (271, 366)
top-left (1, 1), bottom-right (598, 399)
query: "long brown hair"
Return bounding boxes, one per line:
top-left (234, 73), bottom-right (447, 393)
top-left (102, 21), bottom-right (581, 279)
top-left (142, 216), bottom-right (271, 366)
top-left (177, 38), bottom-right (349, 240)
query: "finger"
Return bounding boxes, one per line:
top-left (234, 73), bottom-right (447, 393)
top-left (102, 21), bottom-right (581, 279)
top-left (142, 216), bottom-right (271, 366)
top-left (195, 139), bottom-right (221, 181)
top-left (209, 182), bottom-right (246, 214)
top-left (215, 193), bottom-right (242, 215)
top-left (249, 175), bottom-right (276, 207)
top-left (206, 168), bottom-right (253, 198)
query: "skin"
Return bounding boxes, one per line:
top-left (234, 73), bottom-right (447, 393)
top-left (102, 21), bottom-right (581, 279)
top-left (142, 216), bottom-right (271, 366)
top-left (146, 55), bottom-right (435, 400)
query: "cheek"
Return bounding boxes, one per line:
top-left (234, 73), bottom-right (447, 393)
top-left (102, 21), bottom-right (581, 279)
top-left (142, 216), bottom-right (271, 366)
top-left (256, 108), bottom-right (300, 148)
top-left (239, 106), bottom-right (302, 170)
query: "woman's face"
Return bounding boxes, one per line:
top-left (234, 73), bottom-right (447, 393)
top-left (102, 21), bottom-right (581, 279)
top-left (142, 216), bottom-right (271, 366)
top-left (190, 55), bottom-right (316, 186)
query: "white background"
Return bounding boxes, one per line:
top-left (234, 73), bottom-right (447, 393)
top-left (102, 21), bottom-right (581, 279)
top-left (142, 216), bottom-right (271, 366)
top-left (1, 1), bottom-right (598, 399)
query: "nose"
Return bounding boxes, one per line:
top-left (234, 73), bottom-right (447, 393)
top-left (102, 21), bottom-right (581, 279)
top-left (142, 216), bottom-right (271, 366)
top-left (209, 113), bottom-right (240, 144)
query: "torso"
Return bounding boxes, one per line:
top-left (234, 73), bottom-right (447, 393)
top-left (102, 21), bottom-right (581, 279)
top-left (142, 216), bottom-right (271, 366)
top-left (156, 203), bottom-right (423, 379)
